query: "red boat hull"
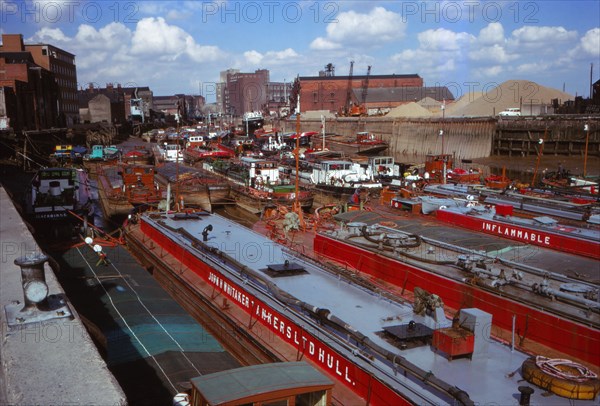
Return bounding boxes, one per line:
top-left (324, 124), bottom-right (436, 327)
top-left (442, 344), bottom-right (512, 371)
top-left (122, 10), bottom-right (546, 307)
top-left (140, 219), bottom-right (411, 405)
top-left (314, 233), bottom-right (600, 366)
top-left (436, 209), bottom-right (600, 260)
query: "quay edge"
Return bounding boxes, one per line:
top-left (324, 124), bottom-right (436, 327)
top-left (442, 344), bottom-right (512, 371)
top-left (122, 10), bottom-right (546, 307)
top-left (0, 185), bottom-right (127, 405)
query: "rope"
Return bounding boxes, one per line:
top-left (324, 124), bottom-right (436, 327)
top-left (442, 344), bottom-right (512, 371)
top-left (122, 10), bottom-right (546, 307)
top-left (535, 356), bottom-right (598, 382)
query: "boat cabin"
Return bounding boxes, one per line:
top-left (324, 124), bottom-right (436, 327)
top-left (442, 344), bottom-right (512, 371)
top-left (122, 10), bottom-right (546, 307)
top-left (368, 156), bottom-right (400, 177)
top-left (186, 135), bottom-right (206, 148)
top-left (424, 154), bottom-right (454, 182)
top-left (184, 362), bottom-right (333, 406)
top-left (356, 131), bottom-right (376, 142)
top-left (87, 145), bottom-right (120, 161)
top-left (162, 143), bottom-right (183, 162)
top-left (120, 165), bottom-right (155, 188)
top-left (309, 159), bottom-right (377, 186)
top-left (240, 156), bottom-right (280, 184)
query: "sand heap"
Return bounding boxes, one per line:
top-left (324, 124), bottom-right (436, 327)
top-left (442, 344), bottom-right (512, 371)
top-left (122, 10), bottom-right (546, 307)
top-left (385, 102), bottom-right (433, 118)
top-left (301, 110), bottom-right (336, 119)
top-left (442, 92), bottom-right (484, 116)
top-left (447, 80), bottom-right (573, 117)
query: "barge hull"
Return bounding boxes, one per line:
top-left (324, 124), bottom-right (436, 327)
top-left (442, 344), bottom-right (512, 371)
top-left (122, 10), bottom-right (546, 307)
top-left (314, 233), bottom-right (600, 366)
top-left (139, 219), bottom-right (412, 405)
top-left (436, 209), bottom-right (600, 260)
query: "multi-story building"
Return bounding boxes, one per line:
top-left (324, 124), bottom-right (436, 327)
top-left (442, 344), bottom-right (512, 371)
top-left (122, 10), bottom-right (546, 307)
top-left (265, 81), bottom-right (292, 117)
top-left (24, 39), bottom-right (78, 126)
top-left (223, 69), bottom-right (269, 116)
top-left (78, 83), bottom-right (125, 124)
top-left (217, 69), bottom-right (239, 115)
top-left (0, 35), bottom-right (60, 131)
top-left (297, 73), bottom-right (424, 114)
top-left (153, 94), bottom-right (205, 123)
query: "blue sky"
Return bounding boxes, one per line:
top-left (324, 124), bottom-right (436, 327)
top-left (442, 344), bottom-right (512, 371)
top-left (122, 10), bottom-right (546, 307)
top-left (1, 0), bottom-right (599, 102)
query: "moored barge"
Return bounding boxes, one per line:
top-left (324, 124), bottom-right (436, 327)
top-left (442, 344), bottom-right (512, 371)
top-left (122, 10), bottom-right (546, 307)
top-left (129, 211), bottom-right (599, 404)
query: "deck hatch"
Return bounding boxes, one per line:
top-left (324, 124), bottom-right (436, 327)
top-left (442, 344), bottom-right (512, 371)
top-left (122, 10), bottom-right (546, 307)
top-left (264, 260), bottom-right (308, 277)
top-left (381, 322), bottom-right (434, 349)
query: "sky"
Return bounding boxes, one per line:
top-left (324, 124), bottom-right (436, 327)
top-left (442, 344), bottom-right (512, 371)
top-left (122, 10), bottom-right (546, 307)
top-left (1, 0), bottom-right (599, 103)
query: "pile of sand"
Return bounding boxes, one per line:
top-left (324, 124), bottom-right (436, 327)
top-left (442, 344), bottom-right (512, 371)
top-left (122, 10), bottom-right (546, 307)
top-left (301, 110), bottom-right (336, 119)
top-left (447, 80), bottom-right (573, 117)
top-left (417, 97), bottom-right (442, 108)
top-left (386, 102), bottom-right (433, 118)
top-left (442, 92), bottom-right (484, 116)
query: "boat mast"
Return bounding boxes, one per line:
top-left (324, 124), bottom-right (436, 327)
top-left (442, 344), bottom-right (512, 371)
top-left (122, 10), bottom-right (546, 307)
top-left (321, 114), bottom-right (326, 150)
top-left (531, 128), bottom-right (546, 186)
top-left (583, 121), bottom-right (590, 177)
top-left (295, 88), bottom-right (301, 208)
top-left (293, 81), bottom-right (304, 228)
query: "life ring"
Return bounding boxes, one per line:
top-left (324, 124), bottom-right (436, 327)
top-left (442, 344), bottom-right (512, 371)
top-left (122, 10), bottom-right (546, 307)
top-left (521, 356), bottom-right (600, 400)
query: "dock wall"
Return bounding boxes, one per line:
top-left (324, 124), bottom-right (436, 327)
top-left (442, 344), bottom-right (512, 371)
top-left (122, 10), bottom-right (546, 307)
top-left (0, 186), bottom-right (126, 405)
top-left (280, 115), bottom-right (599, 163)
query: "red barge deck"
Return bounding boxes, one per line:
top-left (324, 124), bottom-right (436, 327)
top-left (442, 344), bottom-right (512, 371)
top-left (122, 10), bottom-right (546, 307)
top-left (313, 212), bottom-right (599, 368)
top-left (129, 211), bottom-right (599, 405)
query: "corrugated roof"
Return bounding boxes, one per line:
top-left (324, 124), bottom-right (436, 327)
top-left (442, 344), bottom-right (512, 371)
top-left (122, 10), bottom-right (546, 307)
top-left (354, 86), bottom-right (455, 103)
top-left (191, 362), bottom-right (333, 404)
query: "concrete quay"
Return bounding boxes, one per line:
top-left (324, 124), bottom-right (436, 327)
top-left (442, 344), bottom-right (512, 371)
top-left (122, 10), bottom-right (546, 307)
top-left (0, 185), bottom-right (126, 405)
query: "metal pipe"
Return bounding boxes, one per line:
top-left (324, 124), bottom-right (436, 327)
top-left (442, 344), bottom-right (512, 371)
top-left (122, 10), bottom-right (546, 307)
top-left (511, 315), bottom-right (516, 352)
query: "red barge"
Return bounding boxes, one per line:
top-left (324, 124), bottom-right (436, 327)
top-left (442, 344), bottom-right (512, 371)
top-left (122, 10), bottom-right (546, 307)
top-left (435, 204), bottom-right (600, 260)
top-left (314, 220), bottom-right (599, 368)
top-left (130, 211), bottom-right (599, 404)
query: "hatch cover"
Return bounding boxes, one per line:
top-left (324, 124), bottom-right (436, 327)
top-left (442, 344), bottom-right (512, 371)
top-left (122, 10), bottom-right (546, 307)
top-left (264, 261), bottom-right (307, 277)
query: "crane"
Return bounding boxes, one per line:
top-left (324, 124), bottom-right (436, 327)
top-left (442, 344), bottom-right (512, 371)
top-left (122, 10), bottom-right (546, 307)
top-left (351, 65), bottom-right (371, 116)
top-left (342, 60), bottom-right (354, 116)
top-left (361, 66), bottom-right (371, 106)
top-left (348, 65), bottom-right (371, 117)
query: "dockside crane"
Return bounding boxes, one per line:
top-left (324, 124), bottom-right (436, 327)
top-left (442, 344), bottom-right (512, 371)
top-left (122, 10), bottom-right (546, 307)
top-left (360, 66), bottom-right (371, 107)
top-left (341, 60), bottom-right (354, 116)
top-left (351, 65), bottom-right (371, 117)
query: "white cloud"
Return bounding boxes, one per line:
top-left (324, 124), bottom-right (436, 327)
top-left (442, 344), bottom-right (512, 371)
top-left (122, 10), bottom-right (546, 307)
top-left (27, 27), bottom-right (69, 42)
top-left (130, 17), bottom-right (224, 62)
top-left (309, 37), bottom-right (341, 51)
top-left (474, 65), bottom-right (504, 78)
top-left (469, 44), bottom-right (515, 64)
top-left (511, 26), bottom-right (577, 45)
top-left (244, 50), bottom-right (263, 65)
top-left (515, 62), bottom-right (551, 75)
top-left (311, 7), bottom-right (405, 50)
top-left (418, 28), bottom-right (474, 51)
top-left (580, 28), bottom-right (600, 56)
top-left (244, 48), bottom-right (300, 66)
top-left (478, 22), bottom-right (504, 46)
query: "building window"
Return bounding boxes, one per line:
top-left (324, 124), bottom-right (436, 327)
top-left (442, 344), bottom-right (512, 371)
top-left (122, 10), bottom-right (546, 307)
top-left (42, 48), bottom-right (47, 56)
top-left (313, 91), bottom-right (318, 103)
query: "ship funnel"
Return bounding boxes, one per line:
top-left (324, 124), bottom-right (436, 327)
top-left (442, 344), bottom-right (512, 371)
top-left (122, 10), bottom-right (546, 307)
top-left (49, 180), bottom-right (61, 196)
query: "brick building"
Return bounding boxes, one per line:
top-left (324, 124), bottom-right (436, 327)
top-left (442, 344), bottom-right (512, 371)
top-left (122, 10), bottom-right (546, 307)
top-left (224, 69), bottom-right (269, 116)
top-left (297, 73), bottom-right (424, 113)
top-left (0, 36), bottom-right (60, 132)
top-left (153, 94), bottom-right (205, 123)
top-left (79, 83), bottom-right (125, 124)
top-left (24, 39), bottom-right (78, 126)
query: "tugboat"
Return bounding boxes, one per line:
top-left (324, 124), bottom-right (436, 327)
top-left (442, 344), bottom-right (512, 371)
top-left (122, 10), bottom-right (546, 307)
top-left (205, 156), bottom-right (314, 213)
top-left (24, 167), bottom-right (93, 236)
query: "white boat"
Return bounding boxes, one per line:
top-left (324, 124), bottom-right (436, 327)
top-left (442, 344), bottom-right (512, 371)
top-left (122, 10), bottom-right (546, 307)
top-left (160, 143), bottom-right (183, 162)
